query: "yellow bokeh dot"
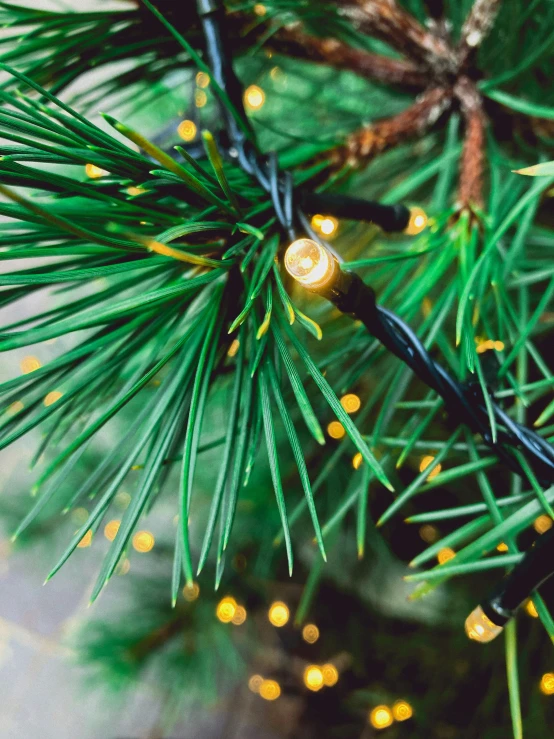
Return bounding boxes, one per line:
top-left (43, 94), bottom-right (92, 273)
top-left (227, 339), bottom-right (240, 358)
top-left (304, 665), bottom-right (324, 692)
top-left (195, 89), bottom-right (208, 108)
top-left (183, 582), bottom-right (200, 602)
top-left (104, 520), bottom-right (120, 542)
top-left (244, 85), bottom-right (265, 111)
top-left (259, 679), bottom-right (281, 701)
top-left (232, 605), bottom-right (247, 625)
top-left (526, 600), bottom-right (539, 618)
top-left (327, 421), bottom-right (345, 440)
top-left (20, 356), bottom-right (41, 374)
top-left (369, 706), bottom-right (393, 729)
top-left (248, 674), bottom-right (264, 693)
top-left (540, 673), bottom-right (554, 695)
top-left (496, 541), bottom-right (509, 552)
top-left (177, 119), bottom-right (197, 142)
top-left (115, 491), bottom-right (131, 509)
top-left (419, 524), bottom-right (438, 543)
top-left (132, 530), bottom-right (155, 553)
top-left (322, 664), bottom-right (339, 687)
top-left (352, 452), bottom-right (363, 470)
top-left (302, 624), bottom-right (320, 644)
top-left (196, 71), bottom-right (210, 88)
top-left (254, 3), bottom-right (266, 15)
top-left (85, 163), bottom-right (107, 179)
top-left (437, 547), bottom-right (455, 564)
top-left (127, 186), bottom-right (146, 197)
top-left (216, 596), bottom-right (237, 623)
top-left (534, 515), bottom-right (553, 534)
top-left (7, 401), bottom-right (24, 416)
top-left (116, 558), bottom-right (131, 576)
top-left (419, 455), bottom-right (442, 481)
top-left (44, 390), bottom-right (63, 407)
top-left (392, 700), bottom-right (413, 721)
top-left (77, 530), bottom-right (93, 548)
top-left (268, 601), bottom-right (289, 627)
top-left (311, 213), bottom-right (339, 238)
top-left (340, 394), bottom-right (361, 414)
top-left (404, 207), bottom-right (427, 235)
top-left (71, 507), bottom-right (89, 526)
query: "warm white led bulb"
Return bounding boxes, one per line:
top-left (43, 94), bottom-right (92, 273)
top-left (465, 605), bottom-right (503, 643)
top-left (284, 239), bottom-right (335, 290)
top-left (404, 206), bottom-right (428, 235)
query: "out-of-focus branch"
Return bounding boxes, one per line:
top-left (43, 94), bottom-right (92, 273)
top-left (270, 27), bottom-right (427, 90)
top-left (341, 86), bottom-right (452, 165)
top-left (458, 0), bottom-right (503, 66)
top-left (456, 77), bottom-right (486, 210)
top-left (338, 0), bottom-right (456, 73)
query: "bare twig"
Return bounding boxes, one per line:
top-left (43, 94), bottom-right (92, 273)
top-left (342, 86), bottom-right (452, 165)
top-left (458, 0), bottom-right (503, 65)
top-left (456, 77), bottom-right (486, 209)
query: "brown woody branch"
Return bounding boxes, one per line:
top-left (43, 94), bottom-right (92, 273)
top-left (338, 0), bottom-right (456, 74)
top-left (342, 86), bottom-right (452, 166)
top-left (270, 27), bottom-right (427, 90)
top-left (456, 77), bottom-right (486, 209)
top-left (458, 0), bottom-right (503, 66)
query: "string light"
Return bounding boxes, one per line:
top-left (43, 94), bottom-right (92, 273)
top-left (195, 89), bottom-right (208, 108)
top-left (534, 515), bottom-right (553, 534)
top-left (369, 706), bottom-right (393, 730)
top-left (132, 530), bottom-right (155, 552)
top-left (285, 238), bottom-right (336, 290)
top-left (43, 391), bottom-right (63, 407)
top-left (311, 213), bottom-right (338, 238)
top-left (183, 582), bottom-right (200, 601)
top-left (259, 679), bottom-right (281, 701)
top-left (232, 605), bottom-right (247, 625)
top-left (392, 700), bottom-right (413, 721)
top-left (103, 520), bottom-right (120, 541)
top-left (404, 206), bottom-right (428, 235)
top-left (465, 606), bottom-right (503, 643)
top-left (77, 530), bottom-right (93, 548)
top-left (419, 455), bottom-right (442, 481)
top-left (216, 596), bottom-right (237, 623)
top-left (340, 393), bottom-right (361, 413)
top-left (327, 421), bottom-right (345, 440)
top-left (322, 664), bottom-right (339, 687)
top-left (85, 163), bottom-right (107, 179)
top-left (419, 524), bottom-right (438, 543)
top-left (195, 71), bottom-right (210, 88)
top-left (20, 356), bottom-right (41, 374)
top-left (525, 599), bottom-right (539, 618)
top-left (352, 452), bottom-right (363, 470)
top-left (540, 673), bottom-right (554, 695)
top-left (268, 601), bottom-right (289, 627)
top-left (437, 547), bottom-right (455, 564)
top-left (303, 665), bottom-right (324, 692)
top-left (177, 119), bottom-right (197, 142)
top-left (248, 674), bottom-right (264, 693)
top-left (244, 85), bottom-right (265, 111)
top-left (302, 624), bottom-right (320, 644)
top-left (227, 339), bottom-right (240, 357)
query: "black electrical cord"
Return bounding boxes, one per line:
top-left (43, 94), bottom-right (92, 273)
top-left (196, 0), bottom-right (554, 632)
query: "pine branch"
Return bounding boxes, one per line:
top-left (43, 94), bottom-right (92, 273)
top-left (456, 76), bottom-right (486, 210)
top-left (459, 0), bottom-right (503, 67)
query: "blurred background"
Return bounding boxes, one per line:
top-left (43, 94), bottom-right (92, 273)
top-left (2, 1), bottom-right (554, 737)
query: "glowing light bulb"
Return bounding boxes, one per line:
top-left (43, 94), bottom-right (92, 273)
top-left (182, 582), bottom-right (200, 601)
top-left (132, 530), bottom-right (155, 552)
top-left (534, 515), bottom-right (553, 534)
top-left (311, 213), bottom-right (338, 237)
top-left (44, 390), bottom-right (63, 407)
top-left (496, 541), bottom-right (509, 552)
top-left (285, 239), bottom-right (336, 290)
top-left (77, 530), bottom-right (93, 548)
top-left (177, 119), bottom-right (197, 142)
top-left (465, 605), bottom-right (503, 643)
top-left (352, 452), bottom-right (363, 470)
top-left (392, 700), bottom-right (413, 721)
top-left (103, 520), bottom-right (120, 541)
top-left (322, 664), bottom-right (339, 687)
top-left (525, 599), bottom-right (539, 618)
top-left (369, 706), bottom-right (393, 729)
top-left (340, 393), bottom-right (361, 413)
top-left (404, 206), bottom-right (428, 235)
top-left (302, 624), bottom-right (320, 644)
top-left (216, 596), bottom-right (237, 623)
top-left (437, 547), bottom-right (455, 564)
top-left (268, 601), bottom-right (289, 627)
top-left (419, 455), bottom-right (442, 481)
top-left (232, 605), bottom-right (247, 625)
top-left (327, 421), bottom-right (345, 439)
top-left (259, 679), bottom-right (281, 700)
top-left (304, 665), bottom-right (324, 692)
top-left (540, 673), bottom-right (554, 695)
top-left (195, 71), bottom-right (210, 88)
top-left (244, 85), bottom-right (265, 111)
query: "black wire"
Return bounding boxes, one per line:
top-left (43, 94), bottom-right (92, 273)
top-left (196, 0), bottom-right (554, 491)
